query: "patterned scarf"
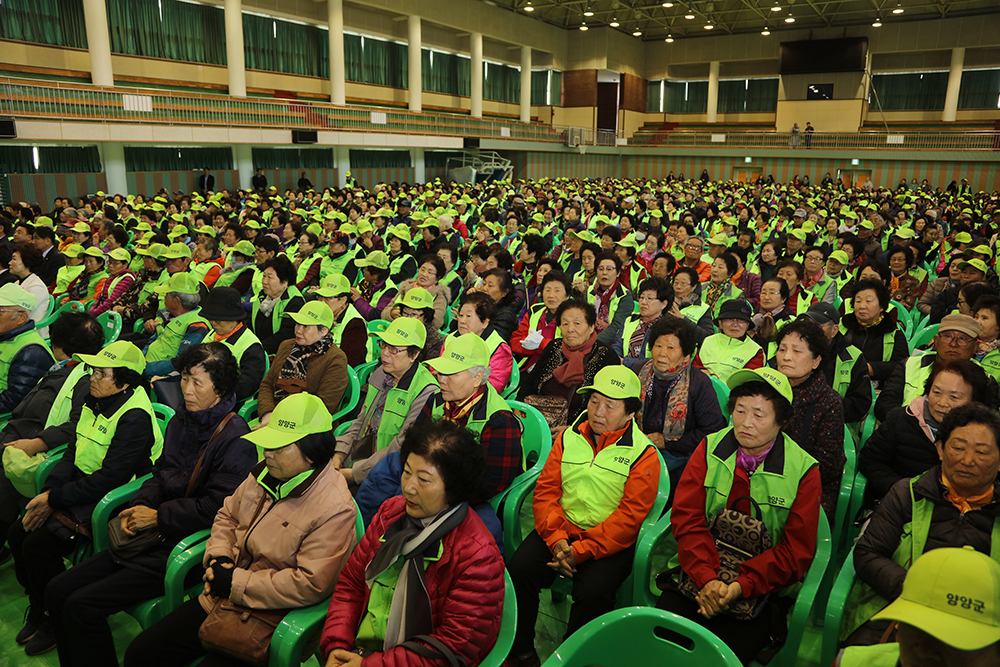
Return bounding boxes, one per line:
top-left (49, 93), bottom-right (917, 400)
top-left (441, 385), bottom-right (486, 424)
top-left (274, 333), bottom-right (333, 402)
top-left (359, 279), bottom-right (380, 303)
top-left (641, 358), bottom-right (691, 443)
top-left (860, 312), bottom-right (885, 329)
top-left (977, 338), bottom-right (1000, 363)
top-left (592, 279), bottom-right (621, 328)
top-left (628, 316), bottom-right (658, 358)
top-left (704, 281), bottom-right (728, 309)
top-left (365, 374), bottom-right (398, 437)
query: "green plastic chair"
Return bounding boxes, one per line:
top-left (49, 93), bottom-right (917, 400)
top-left (632, 510), bottom-right (832, 667)
top-left (127, 529), bottom-right (212, 629)
top-left (34, 444), bottom-right (70, 494)
top-left (844, 470), bottom-right (868, 550)
top-left (540, 606), bottom-right (742, 667)
top-left (354, 360), bottom-right (379, 387)
top-left (910, 312), bottom-right (931, 339)
top-left (501, 357), bottom-right (520, 401)
top-left (35, 300), bottom-right (84, 333)
top-left (366, 319), bottom-right (390, 363)
top-left (821, 545), bottom-right (858, 667)
top-left (96, 310), bottom-right (123, 345)
top-left (890, 301), bottom-right (912, 337)
top-left (152, 403), bottom-right (175, 438)
top-left (710, 376), bottom-right (730, 414)
top-left (330, 366), bottom-right (361, 424)
top-left (814, 426), bottom-right (857, 622)
top-left (908, 323), bottom-right (938, 353)
top-left (489, 400), bottom-right (552, 514)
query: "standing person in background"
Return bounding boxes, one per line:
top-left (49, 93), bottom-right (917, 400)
top-left (250, 169), bottom-right (267, 194)
top-left (804, 122), bottom-right (814, 149)
top-left (197, 168), bottom-right (214, 194)
top-left (789, 123), bottom-right (801, 149)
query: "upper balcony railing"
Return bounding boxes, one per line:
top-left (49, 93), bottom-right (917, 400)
top-left (628, 129), bottom-right (1000, 151)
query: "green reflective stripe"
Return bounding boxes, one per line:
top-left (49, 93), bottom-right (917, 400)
top-left (558, 417), bottom-right (655, 530)
top-left (0, 330), bottom-right (53, 393)
top-left (255, 465), bottom-right (311, 500)
top-left (359, 363), bottom-right (438, 453)
top-left (146, 308), bottom-right (208, 363)
top-left (44, 363), bottom-right (89, 429)
top-left (331, 303), bottom-right (364, 348)
top-left (53, 264), bottom-right (85, 296)
top-left (698, 334), bottom-right (762, 382)
top-left (251, 287), bottom-right (303, 336)
top-left (74, 388), bottom-right (163, 475)
top-left (189, 260), bottom-right (218, 284)
top-left (201, 325), bottom-right (260, 370)
top-left (295, 253), bottom-right (322, 284)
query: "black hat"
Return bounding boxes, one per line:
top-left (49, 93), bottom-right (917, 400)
top-left (398, 199), bottom-right (412, 208)
top-left (200, 287), bottom-right (246, 322)
top-left (714, 299), bottom-right (755, 331)
top-left (805, 302), bottom-right (840, 326)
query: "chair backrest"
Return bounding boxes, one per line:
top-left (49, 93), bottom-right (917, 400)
top-left (821, 545), bottom-right (859, 667)
top-left (329, 366), bottom-right (360, 424)
top-left (908, 323), bottom-right (938, 353)
top-left (710, 376), bottom-right (730, 414)
top-left (151, 403), bottom-right (175, 437)
top-left (96, 310), bottom-right (123, 345)
top-left (354, 360), bottom-right (379, 386)
top-left (539, 606), bottom-right (742, 667)
top-left (506, 399), bottom-right (552, 473)
top-left (479, 571), bottom-right (518, 667)
top-left (501, 358), bottom-right (520, 401)
top-left (833, 425), bottom-right (857, 560)
top-left (890, 300), bottom-right (913, 335)
top-left (237, 398), bottom-right (258, 425)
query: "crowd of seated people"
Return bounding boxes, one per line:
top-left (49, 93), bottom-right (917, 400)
top-left (0, 171), bottom-right (998, 666)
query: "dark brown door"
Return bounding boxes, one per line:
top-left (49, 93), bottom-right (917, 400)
top-left (596, 82), bottom-right (619, 132)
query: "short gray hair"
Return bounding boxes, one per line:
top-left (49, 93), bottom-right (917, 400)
top-left (172, 291), bottom-right (201, 311)
top-left (467, 365), bottom-right (491, 386)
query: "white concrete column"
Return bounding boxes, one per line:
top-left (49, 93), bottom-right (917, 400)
top-left (328, 0), bottom-right (346, 105)
top-left (233, 144), bottom-right (253, 189)
top-left (102, 142), bottom-right (127, 195)
top-left (707, 61), bottom-right (720, 123)
top-left (82, 0), bottom-right (114, 87)
top-left (470, 33), bottom-right (484, 118)
top-left (943, 47), bottom-right (965, 122)
top-left (520, 46), bottom-right (532, 123)
top-left (335, 146), bottom-right (351, 184)
top-left (224, 0), bottom-right (247, 97)
top-left (407, 16), bottom-right (422, 112)
top-left (413, 147), bottom-right (426, 184)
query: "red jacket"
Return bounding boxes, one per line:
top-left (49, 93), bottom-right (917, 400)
top-left (320, 496), bottom-right (505, 667)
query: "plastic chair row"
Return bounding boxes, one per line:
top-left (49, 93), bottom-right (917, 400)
top-left (238, 366), bottom-right (360, 429)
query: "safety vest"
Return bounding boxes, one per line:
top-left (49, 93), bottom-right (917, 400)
top-left (622, 314), bottom-right (653, 359)
top-left (137, 269), bottom-right (166, 306)
top-left (841, 472), bottom-right (1000, 639)
top-left (901, 352), bottom-right (939, 408)
top-left (365, 280), bottom-right (395, 314)
top-left (84, 270), bottom-right (108, 301)
top-left (252, 287), bottom-right (303, 336)
top-left (790, 288), bottom-right (815, 315)
top-left (44, 362), bottom-right (89, 429)
top-left (429, 383), bottom-right (512, 440)
top-left (807, 274), bottom-right (835, 303)
top-left (527, 303), bottom-right (561, 339)
top-left (0, 329), bottom-right (53, 394)
top-left (698, 334), bottom-right (762, 384)
top-left (295, 252), bottom-right (322, 285)
top-left (389, 253), bottom-right (415, 280)
top-left (586, 284), bottom-right (629, 330)
top-left (146, 308), bottom-right (209, 363)
top-left (190, 259), bottom-right (221, 285)
top-left (709, 284), bottom-right (744, 318)
top-left (213, 265), bottom-right (253, 289)
top-left (74, 387), bottom-right (164, 475)
top-left (330, 303), bottom-right (365, 348)
top-left (680, 303), bottom-right (710, 327)
top-left (53, 264), bottom-right (85, 297)
top-left (201, 324), bottom-right (261, 370)
top-left (835, 643), bottom-right (900, 667)
top-left (441, 269), bottom-right (463, 306)
top-left (665, 428), bottom-right (816, 575)
top-left (320, 246), bottom-right (360, 283)
top-left (832, 343), bottom-right (863, 399)
top-left (251, 268), bottom-right (264, 297)
top-left (558, 414), bottom-right (656, 530)
top-left (357, 364), bottom-right (439, 454)
top-left (979, 348), bottom-right (1000, 383)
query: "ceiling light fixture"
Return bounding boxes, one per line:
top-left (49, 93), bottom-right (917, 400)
top-left (784, 12), bottom-right (795, 22)
top-left (609, 16), bottom-right (619, 26)
top-left (770, 4), bottom-right (781, 10)
top-left (704, 22), bottom-right (714, 29)
top-left (761, 27), bottom-right (770, 35)
top-left (685, 12), bottom-right (695, 18)
top-left (523, 1), bottom-right (534, 10)
top-left (584, 5), bottom-right (594, 16)
top-left (632, 28), bottom-right (643, 36)
top-left (872, 17), bottom-right (882, 26)
top-left (579, 21), bottom-right (588, 30)
top-left (663, 2), bottom-right (674, 6)
top-left (665, 34), bottom-right (674, 42)
top-left (892, 2), bottom-right (903, 12)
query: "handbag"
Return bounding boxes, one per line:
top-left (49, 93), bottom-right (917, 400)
top-left (665, 495), bottom-right (773, 621)
top-left (107, 412), bottom-right (236, 559)
top-left (522, 395), bottom-right (569, 429)
top-left (198, 598), bottom-right (290, 667)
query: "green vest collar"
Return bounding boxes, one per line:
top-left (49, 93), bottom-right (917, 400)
top-left (252, 460), bottom-right (320, 500)
top-left (710, 427), bottom-right (789, 477)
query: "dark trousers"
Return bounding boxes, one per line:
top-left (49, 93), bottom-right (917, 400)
top-left (0, 470), bottom-right (29, 531)
top-left (8, 519), bottom-right (76, 611)
top-left (507, 530), bottom-right (634, 656)
top-left (124, 598), bottom-right (246, 667)
top-left (46, 549), bottom-right (168, 667)
top-left (656, 587), bottom-right (786, 666)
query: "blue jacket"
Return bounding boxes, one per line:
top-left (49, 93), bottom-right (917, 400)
top-left (0, 321), bottom-right (53, 413)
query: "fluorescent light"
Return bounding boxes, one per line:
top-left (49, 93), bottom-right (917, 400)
top-left (579, 22), bottom-right (588, 30)
top-left (665, 35), bottom-right (674, 42)
top-left (761, 28), bottom-right (770, 35)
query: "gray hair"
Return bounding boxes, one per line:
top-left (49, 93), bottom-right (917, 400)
top-left (172, 291), bottom-right (202, 310)
top-left (467, 365), bottom-right (491, 386)
top-left (437, 215), bottom-right (454, 231)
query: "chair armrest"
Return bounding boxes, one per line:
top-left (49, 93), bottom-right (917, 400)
top-left (91, 474), bottom-right (153, 553)
top-left (501, 471), bottom-right (539, 558)
top-left (821, 546), bottom-right (858, 667)
top-left (34, 444), bottom-right (69, 495)
top-left (268, 599), bottom-right (331, 667)
top-left (632, 510), bottom-right (674, 608)
top-left (164, 534), bottom-right (211, 611)
top-left (781, 514), bottom-right (832, 667)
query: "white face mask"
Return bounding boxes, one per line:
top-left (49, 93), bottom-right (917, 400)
top-left (635, 232), bottom-right (647, 243)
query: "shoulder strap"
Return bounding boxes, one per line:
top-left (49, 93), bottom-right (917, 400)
top-left (185, 412), bottom-right (237, 498)
top-left (401, 635), bottom-right (467, 667)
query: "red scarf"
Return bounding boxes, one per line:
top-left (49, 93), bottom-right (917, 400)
top-left (553, 331), bottom-right (597, 386)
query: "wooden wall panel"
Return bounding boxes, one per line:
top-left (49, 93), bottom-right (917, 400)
top-left (561, 70), bottom-right (598, 108)
top-left (620, 73), bottom-right (648, 113)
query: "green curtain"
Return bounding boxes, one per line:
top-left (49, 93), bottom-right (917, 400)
top-left (647, 80), bottom-right (662, 112)
top-left (422, 50), bottom-right (470, 96)
top-left (664, 80), bottom-right (708, 113)
top-left (243, 13), bottom-right (329, 77)
top-left (870, 72), bottom-right (948, 111)
top-left (746, 78), bottom-right (779, 112)
top-left (124, 147), bottom-right (233, 172)
top-left (718, 80), bottom-right (746, 113)
top-left (344, 34), bottom-right (364, 83)
top-left (106, 0), bottom-right (226, 65)
top-left (252, 148), bottom-right (333, 170)
top-left (358, 36), bottom-right (408, 88)
top-left (958, 69), bottom-right (1000, 110)
top-left (530, 71), bottom-right (548, 106)
top-left (484, 62), bottom-right (520, 104)
top-left (0, 145), bottom-right (101, 173)
top-left (550, 71), bottom-right (561, 105)
top-left (349, 150), bottom-right (411, 169)
top-left (0, 0), bottom-right (86, 49)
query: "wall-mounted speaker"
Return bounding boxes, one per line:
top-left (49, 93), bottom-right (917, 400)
top-left (292, 129), bottom-right (317, 144)
top-left (0, 118), bottom-right (16, 139)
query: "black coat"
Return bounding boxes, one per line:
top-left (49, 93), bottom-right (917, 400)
top-left (37, 246), bottom-right (65, 287)
top-left (0, 361), bottom-right (90, 447)
top-left (841, 310), bottom-right (909, 384)
top-left (823, 333), bottom-right (873, 424)
top-left (858, 402), bottom-right (937, 504)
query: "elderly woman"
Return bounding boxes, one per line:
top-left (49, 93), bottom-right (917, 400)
top-left (617, 277), bottom-right (672, 368)
top-left (886, 244), bottom-right (926, 310)
top-left (447, 292), bottom-right (513, 393)
top-left (10, 243), bottom-right (51, 323)
top-left (589, 251), bottom-right (634, 347)
top-left (571, 241), bottom-right (601, 293)
top-left (394, 286), bottom-right (444, 364)
top-left (8, 341), bottom-right (163, 656)
top-left (46, 344), bottom-right (255, 667)
top-left (312, 274), bottom-right (368, 367)
top-left (257, 302), bottom-right (348, 429)
top-left (703, 254), bottom-right (743, 316)
top-left (385, 225), bottom-right (418, 285)
top-left (53, 244), bottom-right (86, 301)
top-left (842, 404), bottom-right (1000, 648)
top-left (123, 393), bottom-right (358, 667)
top-left (88, 247), bottom-right (136, 317)
top-left (752, 277), bottom-right (793, 348)
top-left (859, 359), bottom-right (992, 505)
top-left (250, 255), bottom-right (305, 354)
top-left (507, 366), bottom-right (661, 667)
top-left (292, 231), bottom-right (323, 290)
top-left (694, 299), bottom-right (764, 383)
top-left (775, 259), bottom-right (818, 315)
top-left (477, 268), bottom-right (521, 340)
top-left (519, 299), bottom-right (621, 427)
top-left (637, 315), bottom-right (726, 490)
top-left (671, 266), bottom-right (713, 342)
top-left (657, 367), bottom-right (822, 665)
top-left (774, 317), bottom-right (846, 517)
top-left (333, 319), bottom-right (436, 487)
top-left (512, 270), bottom-right (572, 371)
top-left (66, 246), bottom-right (108, 305)
top-left (322, 419), bottom-right (504, 667)
top-left (384, 254), bottom-right (450, 331)
top-left (842, 278), bottom-right (910, 385)
top-left (199, 287), bottom-right (267, 402)
top-left (350, 250), bottom-right (398, 322)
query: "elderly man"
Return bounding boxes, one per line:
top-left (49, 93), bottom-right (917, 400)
top-left (840, 403), bottom-right (1000, 648)
top-left (875, 313), bottom-right (985, 421)
top-left (0, 284), bottom-right (54, 412)
top-left (506, 365), bottom-right (660, 667)
top-left (680, 235), bottom-right (712, 282)
top-left (142, 273), bottom-right (209, 379)
top-left (198, 287), bottom-right (265, 402)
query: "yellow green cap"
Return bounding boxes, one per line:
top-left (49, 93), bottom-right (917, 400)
top-left (243, 393), bottom-right (333, 451)
top-left (74, 340), bottom-right (146, 375)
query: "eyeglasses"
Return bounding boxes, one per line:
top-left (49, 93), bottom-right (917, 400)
top-left (761, 289), bottom-right (783, 296)
top-left (90, 368), bottom-right (113, 380)
top-left (939, 331), bottom-right (974, 346)
top-left (378, 341), bottom-right (407, 355)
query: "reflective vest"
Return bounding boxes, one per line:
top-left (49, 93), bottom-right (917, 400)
top-left (901, 351), bottom-right (939, 408)
top-left (0, 329), bottom-right (53, 393)
top-left (190, 259), bottom-right (221, 285)
top-left (980, 348), bottom-right (1000, 383)
top-left (365, 280), bottom-right (395, 314)
top-left (841, 472), bottom-right (1000, 639)
top-left (622, 314), bottom-right (653, 359)
top-left (666, 428), bottom-right (816, 576)
top-left (389, 253), bottom-right (415, 280)
top-left (53, 264), bottom-right (85, 297)
top-left (44, 362), bottom-right (89, 429)
top-left (357, 364), bottom-right (438, 453)
top-left (698, 334), bottom-right (762, 384)
top-left (586, 284), bottom-right (629, 330)
top-left (807, 274), bottom-right (836, 303)
top-left (201, 324), bottom-right (261, 370)
top-left (527, 303), bottom-right (560, 339)
top-left (146, 308), bottom-right (209, 363)
top-left (430, 383), bottom-right (512, 440)
top-left (835, 644), bottom-right (899, 667)
top-left (680, 303), bottom-right (710, 327)
top-left (832, 343), bottom-right (863, 399)
top-left (709, 284), bottom-right (743, 318)
top-left (83, 270), bottom-right (108, 301)
top-left (320, 246), bottom-right (360, 283)
top-left (214, 265), bottom-right (253, 289)
top-left (441, 269), bottom-right (463, 306)
top-left (558, 415), bottom-right (656, 530)
top-left (138, 269), bottom-right (166, 306)
top-left (330, 303), bottom-right (365, 348)
top-left (251, 268), bottom-right (264, 297)
top-left (74, 387), bottom-right (163, 475)
top-left (252, 287), bottom-right (302, 336)
top-left (295, 252), bottom-right (322, 285)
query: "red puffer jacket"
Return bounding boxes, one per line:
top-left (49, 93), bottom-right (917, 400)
top-left (319, 495), bottom-right (505, 667)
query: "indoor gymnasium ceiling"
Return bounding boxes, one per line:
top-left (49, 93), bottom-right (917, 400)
top-left (493, 0), bottom-right (1000, 41)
